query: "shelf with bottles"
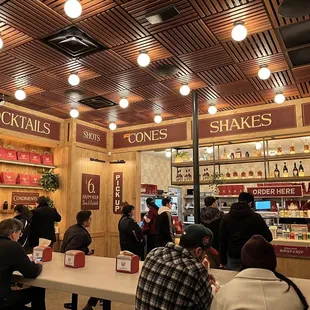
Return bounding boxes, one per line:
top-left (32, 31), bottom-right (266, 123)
top-left (270, 223), bottom-right (310, 241)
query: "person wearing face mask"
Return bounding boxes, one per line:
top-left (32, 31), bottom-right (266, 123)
top-left (219, 192), bottom-right (272, 271)
top-left (0, 218), bottom-right (45, 310)
top-left (136, 224), bottom-right (215, 310)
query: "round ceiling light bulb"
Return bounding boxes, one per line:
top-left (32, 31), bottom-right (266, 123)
top-left (15, 89), bottom-right (26, 101)
top-left (119, 97), bottom-right (129, 109)
top-left (274, 92), bottom-right (286, 104)
top-left (64, 0), bottom-right (82, 18)
top-left (258, 66), bottom-right (271, 80)
top-left (137, 52), bottom-right (150, 67)
top-left (70, 108), bottom-right (79, 118)
top-left (208, 104), bottom-right (217, 115)
top-left (68, 73), bottom-right (80, 86)
top-left (206, 147), bottom-right (213, 154)
top-left (179, 84), bottom-right (191, 96)
top-left (0, 37), bottom-right (3, 49)
top-left (231, 21), bottom-right (247, 41)
top-left (109, 122), bottom-right (117, 131)
top-left (0, 94), bottom-right (5, 106)
top-left (255, 142), bottom-right (262, 150)
top-left (154, 114), bottom-right (162, 124)
top-left (165, 149), bottom-right (172, 158)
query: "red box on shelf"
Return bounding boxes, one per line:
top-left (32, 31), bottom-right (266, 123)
top-left (17, 151), bottom-right (30, 163)
top-left (1, 172), bottom-right (17, 184)
top-left (30, 151), bottom-right (41, 164)
top-left (4, 148), bottom-right (17, 161)
top-left (29, 174), bottom-right (41, 186)
top-left (41, 152), bottom-right (54, 166)
top-left (16, 174), bottom-right (30, 185)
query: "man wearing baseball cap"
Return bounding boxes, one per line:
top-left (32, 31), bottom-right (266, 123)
top-left (136, 224), bottom-right (215, 310)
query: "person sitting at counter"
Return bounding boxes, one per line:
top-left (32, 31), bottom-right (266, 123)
top-left (136, 224), bottom-right (215, 310)
top-left (155, 197), bottom-right (175, 246)
top-left (211, 235), bottom-right (308, 310)
top-left (219, 192), bottom-right (272, 271)
top-left (0, 218), bottom-right (45, 310)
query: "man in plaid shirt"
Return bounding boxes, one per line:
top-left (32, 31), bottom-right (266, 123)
top-left (136, 224), bottom-right (215, 310)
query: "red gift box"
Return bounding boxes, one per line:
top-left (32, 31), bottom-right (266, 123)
top-left (4, 148), bottom-right (17, 161)
top-left (41, 152), bottom-right (54, 166)
top-left (17, 151), bottom-right (30, 163)
top-left (30, 174), bottom-right (41, 186)
top-left (30, 151), bottom-right (41, 164)
top-left (16, 173), bottom-right (30, 185)
top-left (1, 172), bottom-right (17, 184)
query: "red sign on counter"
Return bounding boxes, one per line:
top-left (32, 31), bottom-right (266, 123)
top-left (274, 245), bottom-right (308, 257)
top-left (113, 172), bottom-right (123, 214)
top-left (247, 185), bottom-right (303, 197)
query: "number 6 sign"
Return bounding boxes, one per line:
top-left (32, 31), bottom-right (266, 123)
top-left (81, 174), bottom-right (100, 210)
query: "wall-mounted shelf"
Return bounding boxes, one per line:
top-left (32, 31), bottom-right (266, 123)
top-left (0, 209), bottom-right (14, 214)
top-left (0, 184), bottom-right (43, 190)
top-left (0, 159), bottom-right (55, 169)
top-left (266, 153), bottom-right (309, 162)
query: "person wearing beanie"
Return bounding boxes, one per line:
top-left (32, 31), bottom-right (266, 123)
top-left (211, 235), bottom-right (308, 310)
top-left (141, 198), bottom-right (159, 253)
top-left (219, 192), bottom-right (272, 271)
top-left (136, 224), bottom-right (216, 310)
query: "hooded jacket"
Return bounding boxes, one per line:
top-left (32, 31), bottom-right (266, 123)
top-left (14, 213), bottom-right (32, 248)
top-left (156, 206), bottom-right (175, 246)
top-left (219, 202), bottom-right (272, 265)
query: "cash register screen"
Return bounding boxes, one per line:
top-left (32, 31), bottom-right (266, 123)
top-left (155, 199), bottom-right (162, 207)
top-left (255, 201), bottom-right (271, 211)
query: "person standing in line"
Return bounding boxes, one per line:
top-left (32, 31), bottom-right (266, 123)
top-left (29, 196), bottom-right (61, 248)
top-left (219, 192), bottom-right (272, 271)
top-left (118, 205), bottom-right (145, 258)
top-left (156, 197), bottom-right (174, 246)
top-left (141, 198), bottom-right (159, 253)
top-left (200, 197), bottom-right (224, 268)
top-left (211, 235), bottom-right (308, 310)
top-left (14, 204), bottom-right (32, 251)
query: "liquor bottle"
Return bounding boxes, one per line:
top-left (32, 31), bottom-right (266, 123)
top-left (283, 162), bottom-right (289, 178)
top-left (205, 168), bottom-right (210, 179)
top-left (277, 144), bottom-right (283, 155)
top-left (188, 169), bottom-right (192, 181)
top-left (304, 139), bottom-right (310, 153)
top-left (233, 167), bottom-right (238, 179)
top-left (236, 148), bottom-right (242, 159)
top-left (290, 141), bottom-right (295, 154)
top-left (257, 170), bottom-right (263, 178)
top-left (249, 167), bottom-right (254, 178)
top-left (3, 201), bottom-right (8, 210)
top-left (179, 170), bottom-right (183, 181)
top-left (176, 170), bottom-right (180, 182)
top-left (245, 151), bottom-right (250, 158)
top-left (230, 153), bottom-right (235, 159)
top-left (293, 163), bottom-right (299, 177)
top-left (299, 161), bottom-right (305, 177)
top-left (184, 169), bottom-right (188, 181)
top-left (274, 164), bottom-right (280, 178)
top-left (226, 169), bottom-right (231, 179)
top-left (223, 148), bottom-right (227, 159)
top-left (241, 171), bottom-right (246, 179)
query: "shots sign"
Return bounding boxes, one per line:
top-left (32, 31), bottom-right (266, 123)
top-left (81, 174), bottom-right (100, 210)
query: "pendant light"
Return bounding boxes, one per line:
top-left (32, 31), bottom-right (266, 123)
top-left (0, 35), bottom-right (3, 49)
top-left (119, 97), bottom-right (129, 109)
top-left (68, 73), bottom-right (80, 86)
top-left (64, 0), bottom-right (82, 18)
top-left (179, 84), bottom-right (191, 96)
top-left (0, 94), bottom-right (5, 106)
top-left (154, 114), bottom-right (162, 124)
top-left (274, 92), bottom-right (286, 104)
top-left (208, 103), bottom-right (217, 115)
top-left (109, 122), bottom-right (117, 131)
top-left (70, 108), bottom-right (79, 118)
top-left (137, 52), bottom-right (150, 67)
top-left (258, 65), bottom-right (271, 80)
top-left (231, 21), bottom-right (247, 41)
top-left (15, 89), bottom-right (26, 101)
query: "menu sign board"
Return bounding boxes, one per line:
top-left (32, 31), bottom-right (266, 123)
top-left (0, 106), bottom-right (61, 141)
top-left (274, 245), bottom-right (308, 257)
top-left (81, 174), bottom-right (100, 210)
top-left (113, 122), bottom-right (187, 149)
top-left (113, 172), bottom-right (123, 214)
top-left (247, 185), bottom-right (303, 198)
top-left (302, 103), bottom-right (310, 126)
top-left (76, 124), bottom-right (107, 148)
top-left (198, 106), bottom-right (296, 138)
top-left (11, 192), bottom-right (39, 205)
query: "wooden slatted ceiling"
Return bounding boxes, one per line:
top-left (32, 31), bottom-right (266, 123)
top-left (0, 0), bottom-right (309, 127)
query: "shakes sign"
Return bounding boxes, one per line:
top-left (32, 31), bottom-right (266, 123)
top-left (0, 106), bottom-right (61, 141)
top-left (76, 124), bottom-right (107, 148)
top-left (113, 122), bottom-right (187, 149)
top-left (198, 106), bottom-right (297, 138)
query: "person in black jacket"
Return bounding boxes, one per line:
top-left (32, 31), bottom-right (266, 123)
top-left (0, 218), bottom-right (45, 310)
top-left (14, 204), bottom-right (32, 251)
top-left (61, 210), bottom-right (92, 255)
top-left (118, 205), bottom-right (145, 258)
top-left (219, 192), bottom-right (273, 271)
top-left (156, 197), bottom-right (175, 247)
top-left (30, 196), bottom-right (61, 247)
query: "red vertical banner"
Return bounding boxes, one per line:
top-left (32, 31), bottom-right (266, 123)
top-left (113, 172), bottom-right (123, 214)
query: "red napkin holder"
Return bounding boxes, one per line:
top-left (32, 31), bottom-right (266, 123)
top-left (64, 250), bottom-right (85, 268)
top-left (33, 246), bottom-right (53, 262)
top-left (116, 252), bottom-right (139, 274)
top-left (17, 151), bottom-right (30, 163)
top-left (16, 174), bottom-right (30, 185)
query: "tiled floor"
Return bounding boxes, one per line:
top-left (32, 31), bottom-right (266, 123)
top-left (46, 290), bottom-right (135, 310)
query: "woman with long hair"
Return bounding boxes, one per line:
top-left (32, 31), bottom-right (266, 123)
top-left (211, 235), bottom-right (308, 310)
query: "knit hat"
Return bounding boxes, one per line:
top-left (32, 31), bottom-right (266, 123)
top-left (146, 198), bottom-right (154, 205)
top-left (180, 224), bottom-right (218, 255)
top-left (241, 235), bottom-right (277, 270)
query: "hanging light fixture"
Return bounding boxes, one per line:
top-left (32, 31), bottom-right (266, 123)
top-left (0, 35), bottom-right (3, 49)
top-left (70, 108), bottom-right (79, 118)
top-left (258, 65), bottom-right (271, 80)
top-left (64, 0), bottom-right (82, 18)
top-left (137, 52), bottom-right (150, 67)
top-left (208, 103), bottom-right (217, 115)
top-left (231, 21), bottom-right (247, 41)
top-left (109, 122), bottom-right (117, 131)
top-left (274, 92), bottom-right (286, 104)
top-left (179, 84), bottom-right (191, 96)
top-left (165, 149), bottom-right (172, 158)
top-left (0, 94), bottom-right (5, 106)
top-left (154, 114), bottom-right (162, 124)
top-left (15, 89), bottom-right (26, 101)
top-left (119, 97), bottom-right (129, 109)
top-left (206, 146), bottom-right (213, 154)
top-left (255, 142), bottom-right (262, 150)
top-left (68, 73), bottom-right (80, 86)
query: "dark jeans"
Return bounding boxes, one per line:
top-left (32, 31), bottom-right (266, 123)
top-left (227, 256), bottom-right (242, 271)
top-left (146, 233), bottom-right (156, 254)
top-left (0, 287), bottom-right (45, 310)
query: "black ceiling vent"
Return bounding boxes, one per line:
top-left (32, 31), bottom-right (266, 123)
top-left (79, 96), bottom-right (117, 109)
top-left (279, 0), bottom-right (310, 18)
top-left (155, 64), bottom-right (179, 77)
top-left (145, 5), bottom-right (180, 25)
top-left (41, 26), bottom-right (107, 58)
top-left (288, 46), bottom-right (310, 67)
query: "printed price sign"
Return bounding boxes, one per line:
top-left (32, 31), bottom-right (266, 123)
top-left (81, 174), bottom-right (100, 210)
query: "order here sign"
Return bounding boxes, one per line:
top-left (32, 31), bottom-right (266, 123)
top-left (247, 185), bottom-right (303, 198)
